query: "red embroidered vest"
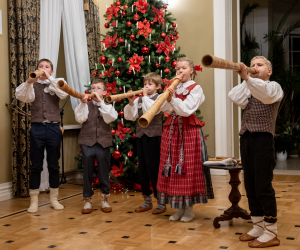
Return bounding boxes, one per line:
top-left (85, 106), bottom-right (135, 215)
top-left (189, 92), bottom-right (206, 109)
top-left (164, 83), bottom-right (202, 126)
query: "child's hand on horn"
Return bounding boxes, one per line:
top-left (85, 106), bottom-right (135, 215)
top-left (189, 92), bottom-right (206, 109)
top-left (127, 90), bottom-right (135, 106)
top-left (167, 88), bottom-right (174, 102)
top-left (81, 95), bottom-right (88, 103)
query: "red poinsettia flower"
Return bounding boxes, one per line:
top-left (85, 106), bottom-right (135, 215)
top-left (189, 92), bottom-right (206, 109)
top-left (104, 68), bottom-right (115, 77)
top-left (106, 4), bottom-right (120, 21)
top-left (106, 81), bottom-right (117, 97)
top-left (152, 6), bottom-right (165, 25)
top-left (163, 112), bottom-right (170, 117)
top-left (162, 78), bottom-right (173, 92)
top-left (138, 21), bottom-right (152, 38)
top-left (204, 135), bottom-right (207, 140)
top-left (162, 78), bottom-right (173, 85)
top-left (111, 163), bottom-right (125, 177)
top-left (126, 53), bottom-right (144, 72)
top-left (134, 0), bottom-right (149, 14)
top-left (194, 64), bottom-right (203, 75)
top-left (156, 36), bottom-right (176, 56)
top-left (116, 121), bottom-right (131, 141)
top-left (101, 33), bottom-right (118, 48)
top-left (173, 29), bottom-right (179, 40)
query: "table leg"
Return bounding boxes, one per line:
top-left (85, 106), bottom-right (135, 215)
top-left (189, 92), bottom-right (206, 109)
top-left (213, 169), bottom-right (251, 228)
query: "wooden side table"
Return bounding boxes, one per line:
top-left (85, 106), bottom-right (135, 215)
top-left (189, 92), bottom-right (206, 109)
top-left (204, 164), bottom-right (251, 228)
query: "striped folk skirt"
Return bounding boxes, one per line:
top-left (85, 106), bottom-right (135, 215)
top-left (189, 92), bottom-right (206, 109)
top-left (157, 125), bottom-right (214, 209)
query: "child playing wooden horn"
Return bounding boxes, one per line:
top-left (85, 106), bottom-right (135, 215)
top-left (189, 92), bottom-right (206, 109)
top-left (228, 56), bottom-right (283, 248)
top-left (124, 72), bottom-right (166, 214)
top-left (75, 79), bottom-right (118, 214)
top-left (144, 58), bottom-right (214, 222)
top-left (15, 58), bottom-right (68, 213)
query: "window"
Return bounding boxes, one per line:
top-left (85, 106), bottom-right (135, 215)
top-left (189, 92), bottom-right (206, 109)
top-left (289, 34), bottom-right (300, 67)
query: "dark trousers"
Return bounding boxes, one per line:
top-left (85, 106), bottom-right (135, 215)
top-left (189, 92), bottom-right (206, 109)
top-left (136, 135), bottom-right (161, 198)
top-left (29, 123), bottom-right (62, 189)
top-left (81, 143), bottom-right (110, 198)
top-left (240, 131), bottom-right (277, 220)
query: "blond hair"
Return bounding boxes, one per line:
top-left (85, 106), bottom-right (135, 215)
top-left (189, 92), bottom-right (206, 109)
top-left (143, 72), bottom-right (162, 86)
top-left (176, 57), bottom-right (196, 80)
top-left (92, 79), bottom-right (107, 91)
top-left (251, 56), bottom-right (272, 69)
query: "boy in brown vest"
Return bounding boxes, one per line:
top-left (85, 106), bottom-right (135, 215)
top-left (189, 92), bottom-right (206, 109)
top-left (228, 56), bottom-right (283, 248)
top-left (124, 72), bottom-right (166, 214)
top-left (75, 79), bottom-right (118, 214)
top-left (15, 59), bottom-right (68, 213)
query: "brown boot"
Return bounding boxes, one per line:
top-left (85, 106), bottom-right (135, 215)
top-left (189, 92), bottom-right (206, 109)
top-left (135, 195), bottom-right (153, 212)
top-left (81, 197), bottom-right (93, 214)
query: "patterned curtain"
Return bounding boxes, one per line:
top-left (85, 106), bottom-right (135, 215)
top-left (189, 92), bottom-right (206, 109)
top-left (84, 0), bottom-right (101, 79)
top-left (8, 0), bottom-right (40, 197)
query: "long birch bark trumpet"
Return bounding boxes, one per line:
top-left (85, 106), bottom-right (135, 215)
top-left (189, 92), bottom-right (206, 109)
top-left (29, 70), bottom-right (45, 79)
top-left (57, 80), bottom-right (95, 99)
top-left (106, 89), bottom-right (143, 103)
top-left (138, 74), bottom-right (183, 128)
top-left (201, 54), bottom-right (257, 74)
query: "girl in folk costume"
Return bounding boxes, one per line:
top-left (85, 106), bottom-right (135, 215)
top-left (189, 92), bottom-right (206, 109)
top-left (143, 57), bottom-right (214, 222)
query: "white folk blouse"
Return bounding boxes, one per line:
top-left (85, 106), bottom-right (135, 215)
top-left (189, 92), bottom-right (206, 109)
top-left (15, 76), bottom-right (69, 102)
top-left (75, 100), bottom-right (118, 124)
top-left (228, 76), bottom-right (284, 109)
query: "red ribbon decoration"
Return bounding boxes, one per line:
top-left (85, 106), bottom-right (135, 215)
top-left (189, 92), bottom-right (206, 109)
top-left (194, 64), bottom-right (203, 75)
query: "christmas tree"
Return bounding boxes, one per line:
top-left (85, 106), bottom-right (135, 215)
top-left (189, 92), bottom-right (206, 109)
top-left (83, 0), bottom-right (206, 192)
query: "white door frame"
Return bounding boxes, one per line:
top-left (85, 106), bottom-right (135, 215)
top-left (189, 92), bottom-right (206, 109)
top-left (213, 0), bottom-right (235, 159)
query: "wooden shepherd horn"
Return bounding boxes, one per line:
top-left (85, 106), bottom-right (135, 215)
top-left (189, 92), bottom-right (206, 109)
top-left (138, 74), bottom-right (183, 128)
top-left (106, 89), bottom-right (143, 103)
top-left (29, 70), bottom-right (45, 79)
top-left (201, 54), bottom-right (257, 74)
top-left (57, 80), bottom-right (94, 99)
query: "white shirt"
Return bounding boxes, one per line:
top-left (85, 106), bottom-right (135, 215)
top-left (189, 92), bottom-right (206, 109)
top-left (15, 76), bottom-right (69, 103)
top-left (228, 76), bottom-right (284, 109)
top-left (124, 93), bottom-right (158, 121)
top-left (128, 80), bottom-right (205, 117)
top-left (74, 100), bottom-right (118, 124)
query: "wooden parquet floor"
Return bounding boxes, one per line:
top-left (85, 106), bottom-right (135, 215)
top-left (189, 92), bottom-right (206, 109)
top-left (1, 173), bottom-right (300, 250)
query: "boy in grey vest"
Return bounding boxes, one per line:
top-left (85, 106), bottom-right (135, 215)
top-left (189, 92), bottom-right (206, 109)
top-left (124, 73), bottom-right (166, 214)
top-left (228, 56), bottom-right (283, 248)
top-left (15, 59), bottom-right (68, 213)
top-left (75, 79), bottom-right (117, 214)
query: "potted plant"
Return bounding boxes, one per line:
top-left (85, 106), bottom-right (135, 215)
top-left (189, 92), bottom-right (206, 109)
top-left (289, 125), bottom-right (300, 157)
top-left (274, 124), bottom-right (295, 161)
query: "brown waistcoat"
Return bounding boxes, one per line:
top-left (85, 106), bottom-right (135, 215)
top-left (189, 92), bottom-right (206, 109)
top-left (240, 96), bottom-right (281, 137)
top-left (78, 101), bottom-right (113, 148)
top-left (31, 82), bottom-right (60, 123)
top-left (136, 94), bottom-right (163, 138)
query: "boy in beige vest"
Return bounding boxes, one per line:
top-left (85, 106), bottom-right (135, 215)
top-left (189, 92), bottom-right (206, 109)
top-left (15, 59), bottom-right (68, 213)
top-left (228, 56), bottom-right (283, 248)
top-left (124, 73), bottom-right (166, 214)
top-left (75, 79), bottom-right (117, 214)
